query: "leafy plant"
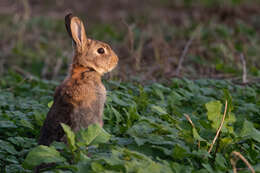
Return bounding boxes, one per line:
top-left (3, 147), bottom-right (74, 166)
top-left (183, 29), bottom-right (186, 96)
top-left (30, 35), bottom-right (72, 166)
top-left (23, 124), bottom-right (110, 171)
top-left (0, 72), bottom-right (259, 172)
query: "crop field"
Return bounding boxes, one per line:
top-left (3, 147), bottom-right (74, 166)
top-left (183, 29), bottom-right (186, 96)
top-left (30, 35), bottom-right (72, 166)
top-left (0, 73), bottom-right (259, 172)
top-left (0, 0), bottom-right (260, 172)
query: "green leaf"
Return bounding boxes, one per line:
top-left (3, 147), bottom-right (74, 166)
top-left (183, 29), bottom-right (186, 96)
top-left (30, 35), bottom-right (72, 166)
top-left (48, 100), bottom-right (53, 108)
top-left (5, 164), bottom-right (26, 173)
top-left (215, 153), bottom-right (226, 168)
top-left (192, 128), bottom-right (206, 142)
top-left (50, 141), bottom-right (67, 150)
top-left (219, 137), bottom-right (233, 148)
top-left (91, 162), bottom-right (104, 172)
top-left (23, 145), bottom-right (66, 169)
top-left (224, 112), bottom-right (236, 134)
top-left (206, 100), bottom-right (236, 133)
top-left (0, 121), bottom-right (17, 128)
top-left (76, 150), bottom-right (91, 162)
top-left (172, 144), bottom-right (188, 160)
top-left (151, 105), bottom-right (168, 115)
top-left (5, 155), bottom-right (19, 164)
top-left (76, 124), bottom-right (110, 147)
top-left (7, 136), bottom-right (36, 148)
top-left (111, 106), bottom-right (122, 124)
top-left (202, 163), bottom-right (214, 173)
top-left (0, 140), bottom-right (18, 155)
top-left (206, 101), bottom-right (222, 130)
top-left (111, 94), bottom-right (129, 106)
top-left (191, 150), bottom-right (211, 158)
top-left (222, 89), bottom-right (233, 111)
top-left (91, 127), bottom-right (111, 145)
top-left (19, 119), bottom-right (34, 129)
top-left (240, 120), bottom-right (260, 142)
top-left (61, 123), bottom-right (76, 151)
top-left (77, 162), bottom-right (91, 173)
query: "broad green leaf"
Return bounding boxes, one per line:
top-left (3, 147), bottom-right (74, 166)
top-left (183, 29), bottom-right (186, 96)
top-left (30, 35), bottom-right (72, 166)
top-left (170, 162), bottom-right (193, 173)
top-left (5, 155), bottom-right (19, 164)
top-left (91, 162), bottom-right (104, 172)
top-left (23, 145), bottom-right (66, 169)
top-left (192, 128), bottom-right (206, 142)
top-left (215, 153), bottom-right (226, 168)
top-left (132, 136), bottom-right (147, 146)
top-left (219, 137), bottom-right (233, 148)
top-left (5, 164), bottom-right (26, 173)
top-left (61, 123), bottom-right (76, 151)
top-left (33, 112), bottom-right (45, 126)
top-left (0, 140), bottom-right (18, 155)
top-left (0, 121), bottom-right (17, 128)
top-left (240, 120), bottom-right (260, 142)
top-left (90, 127), bottom-right (111, 145)
top-left (151, 145), bottom-right (172, 156)
top-left (191, 150), bottom-right (211, 158)
top-left (206, 101), bottom-right (222, 130)
top-left (76, 124), bottom-right (110, 147)
top-left (7, 136), bottom-right (36, 148)
top-left (223, 112), bottom-right (236, 134)
top-left (76, 150), bottom-right (91, 162)
top-left (50, 141), bottom-right (67, 150)
top-left (127, 121), bottom-right (156, 146)
top-left (222, 89), bottom-right (233, 111)
top-left (202, 163), bottom-right (214, 173)
top-left (151, 105), bottom-right (168, 115)
top-left (127, 106), bottom-right (140, 122)
top-left (172, 144), bottom-right (188, 160)
top-left (19, 119), bottom-right (34, 129)
top-left (111, 94), bottom-right (129, 106)
top-left (77, 162), bottom-right (91, 173)
top-left (111, 106), bottom-right (122, 124)
top-left (206, 100), bottom-right (236, 133)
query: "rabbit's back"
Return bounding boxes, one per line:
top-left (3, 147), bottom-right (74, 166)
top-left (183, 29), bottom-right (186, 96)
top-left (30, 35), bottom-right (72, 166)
top-left (38, 70), bottom-right (106, 146)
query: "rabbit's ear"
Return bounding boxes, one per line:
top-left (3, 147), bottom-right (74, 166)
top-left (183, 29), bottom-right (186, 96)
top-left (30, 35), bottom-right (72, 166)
top-left (65, 13), bottom-right (88, 53)
top-left (65, 13), bottom-right (73, 39)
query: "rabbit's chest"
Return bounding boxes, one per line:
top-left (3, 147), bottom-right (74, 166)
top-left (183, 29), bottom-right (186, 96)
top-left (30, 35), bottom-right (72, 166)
top-left (71, 85), bottom-right (106, 128)
top-left (95, 84), bottom-right (106, 104)
top-left (74, 84), bottom-right (106, 107)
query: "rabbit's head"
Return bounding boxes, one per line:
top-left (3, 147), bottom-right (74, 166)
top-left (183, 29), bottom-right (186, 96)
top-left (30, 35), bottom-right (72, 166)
top-left (65, 14), bottom-right (118, 75)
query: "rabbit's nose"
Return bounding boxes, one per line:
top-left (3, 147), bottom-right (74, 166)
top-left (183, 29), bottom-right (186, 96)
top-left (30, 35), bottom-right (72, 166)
top-left (107, 55), bottom-right (118, 72)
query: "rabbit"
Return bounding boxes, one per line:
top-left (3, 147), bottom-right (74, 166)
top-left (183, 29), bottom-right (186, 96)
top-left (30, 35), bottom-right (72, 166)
top-left (38, 13), bottom-right (118, 146)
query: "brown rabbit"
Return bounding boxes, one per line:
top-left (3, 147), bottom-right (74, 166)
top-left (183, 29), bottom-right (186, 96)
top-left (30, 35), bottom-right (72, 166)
top-left (38, 13), bottom-right (118, 146)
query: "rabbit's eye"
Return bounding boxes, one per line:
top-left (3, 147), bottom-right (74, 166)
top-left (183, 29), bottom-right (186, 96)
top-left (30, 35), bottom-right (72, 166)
top-left (97, 48), bottom-right (105, 54)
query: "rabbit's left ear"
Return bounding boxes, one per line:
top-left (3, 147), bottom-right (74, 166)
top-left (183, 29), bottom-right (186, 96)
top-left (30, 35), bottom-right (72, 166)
top-left (65, 13), bottom-right (88, 53)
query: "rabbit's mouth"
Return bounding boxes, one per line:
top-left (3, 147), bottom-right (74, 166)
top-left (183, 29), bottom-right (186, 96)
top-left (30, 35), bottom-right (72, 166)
top-left (80, 53), bottom-right (118, 75)
top-left (91, 64), bottom-right (116, 76)
top-left (83, 62), bottom-right (106, 75)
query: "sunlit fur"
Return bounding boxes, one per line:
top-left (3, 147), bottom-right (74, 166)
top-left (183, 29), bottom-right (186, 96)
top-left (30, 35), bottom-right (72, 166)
top-left (38, 14), bottom-right (118, 146)
top-left (71, 39), bottom-right (118, 75)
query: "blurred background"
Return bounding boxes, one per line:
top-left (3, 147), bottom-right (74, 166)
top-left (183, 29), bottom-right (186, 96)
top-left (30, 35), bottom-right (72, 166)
top-left (0, 0), bottom-right (260, 82)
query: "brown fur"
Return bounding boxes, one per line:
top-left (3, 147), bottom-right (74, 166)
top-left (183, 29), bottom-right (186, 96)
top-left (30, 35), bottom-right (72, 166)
top-left (38, 14), bottom-right (118, 147)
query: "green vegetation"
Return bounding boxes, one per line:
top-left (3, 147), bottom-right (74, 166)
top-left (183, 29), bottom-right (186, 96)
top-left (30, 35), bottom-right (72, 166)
top-left (0, 0), bottom-right (260, 172)
top-left (0, 72), bottom-right (259, 172)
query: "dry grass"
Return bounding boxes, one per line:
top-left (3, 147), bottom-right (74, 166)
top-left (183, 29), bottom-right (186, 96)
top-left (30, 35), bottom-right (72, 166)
top-left (230, 151), bottom-right (255, 173)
